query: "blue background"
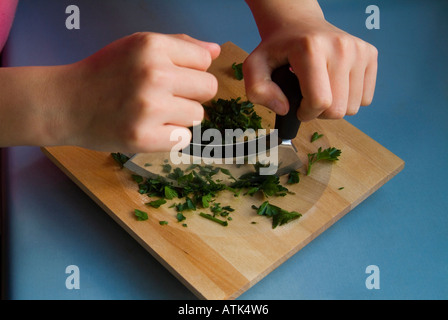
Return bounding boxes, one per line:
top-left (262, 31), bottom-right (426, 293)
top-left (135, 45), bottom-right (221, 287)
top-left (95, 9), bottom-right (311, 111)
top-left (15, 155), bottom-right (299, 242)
top-left (1, 0), bottom-right (447, 299)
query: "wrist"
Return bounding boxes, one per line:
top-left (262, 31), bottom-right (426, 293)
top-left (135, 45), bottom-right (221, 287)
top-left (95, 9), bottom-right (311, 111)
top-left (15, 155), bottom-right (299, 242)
top-left (246, 0), bottom-right (325, 39)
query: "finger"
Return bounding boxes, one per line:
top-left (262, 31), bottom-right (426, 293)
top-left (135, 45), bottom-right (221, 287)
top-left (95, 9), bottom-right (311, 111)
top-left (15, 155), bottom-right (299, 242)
top-left (167, 34), bottom-right (219, 71)
top-left (346, 67), bottom-right (365, 115)
top-left (172, 34), bottom-right (221, 60)
top-left (361, 48), bottom-right (378, 106)
top-left (137, 125), bottom-right (192, 153)
top-left (160, 96), bottom-right (205, 127)
top-left (243, 52), bottom-right (289, 115)
top-left (288, 52), bottom-right (333, 121)
top-left (319, 62), bottom-right (350, 119)
top-left (170, 67), bottom-right (218, 103)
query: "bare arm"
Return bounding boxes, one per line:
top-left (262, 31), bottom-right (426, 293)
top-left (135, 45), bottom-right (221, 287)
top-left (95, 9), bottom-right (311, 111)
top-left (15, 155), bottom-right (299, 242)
top-left (0, 33), bottom-right (220, 152)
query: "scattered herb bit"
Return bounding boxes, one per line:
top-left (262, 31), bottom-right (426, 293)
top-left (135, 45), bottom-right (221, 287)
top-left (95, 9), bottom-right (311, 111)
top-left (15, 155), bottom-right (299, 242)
top-left (146, 198), bottom-right (167, 208)
top-left (162, 163), bottom-right (172, 173)
top-left (144, 163), bottom-right (152, 167)
top-left (134, 209), bottom-right (148, 221)
top-left (182, 223), bottom-right (188, 227)
top-left (176, 212), bottom-right (186, 222)
top-left (132, 174), bottom-right (143, 184)
top-left (307, 147), bottom-right (342, 176)
top-left (159, 221), bottom-right (168, 225)
top-left (251, 221), bottom-right (257, 224)
top-left (253, 201), bottom-right (301, 229)
top-left (111, 152), bottom-right (129, 168)
top-left (220, 168), bottom-right (236, 181)
top-left (231, 62), bottom-right (244, 80)
top-left (338, 187), bottom-right (345, 190)
top-left (164, 186), bottom-right (178, 200)
top-left (287, 170), bottom-right (300, 184)
top-left (230, 164), bottom-right (289, 197)
top-left (222, 205), bottom-right (235, 212)
top-left (199, 212), bottom-right (228, 227)
top-left (311, 132), bottom-right (324, 142)
top-left (175, 196), bottom-right (196, 212)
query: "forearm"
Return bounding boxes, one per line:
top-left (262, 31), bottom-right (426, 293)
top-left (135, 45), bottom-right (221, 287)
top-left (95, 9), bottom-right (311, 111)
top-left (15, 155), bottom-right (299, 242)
top-left (0, 65), bottom-right (69, 147)
top-left (245, 0), bottom-right (325, 38)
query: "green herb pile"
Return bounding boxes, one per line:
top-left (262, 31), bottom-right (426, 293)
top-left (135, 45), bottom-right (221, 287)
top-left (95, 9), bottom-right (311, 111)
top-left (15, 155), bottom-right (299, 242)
top-left (113, 156), bottom-right (301, 229)
top-left (111, 96), bottom-right (342, 229)
top-left (200, 98), bottom-right (262, 136)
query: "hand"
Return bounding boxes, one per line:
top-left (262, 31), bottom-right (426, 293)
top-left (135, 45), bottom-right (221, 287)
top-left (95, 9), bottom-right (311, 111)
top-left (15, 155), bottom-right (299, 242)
top-left (244, 0), bottom-right (378, 121)
top-left (59, 32), bottom-right (220, 152)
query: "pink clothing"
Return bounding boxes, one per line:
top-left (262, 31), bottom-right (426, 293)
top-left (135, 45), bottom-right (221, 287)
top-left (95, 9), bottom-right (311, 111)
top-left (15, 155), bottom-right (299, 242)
top-left (0, 0), bottom-right (18, 52)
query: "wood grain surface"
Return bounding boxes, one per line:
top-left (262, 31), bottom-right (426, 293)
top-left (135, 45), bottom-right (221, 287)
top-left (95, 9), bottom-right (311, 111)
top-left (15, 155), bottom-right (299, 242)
top-left (41, 42), bottom-right (404, 300)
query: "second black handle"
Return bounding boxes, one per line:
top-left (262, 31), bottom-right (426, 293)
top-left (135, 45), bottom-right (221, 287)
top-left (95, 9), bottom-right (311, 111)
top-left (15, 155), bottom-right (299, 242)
top-left (271, 65), bottom-right (303, 140)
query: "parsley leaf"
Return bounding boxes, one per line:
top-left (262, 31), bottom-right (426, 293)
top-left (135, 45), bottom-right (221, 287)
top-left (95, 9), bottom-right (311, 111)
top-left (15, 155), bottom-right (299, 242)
top-left (253, 201), bottom-right (302, 229)
top-left (310, 132), bottom-right (324, 142)
top-left (111, 153), bottom-right (129, 168)
top-left (164, 185), bottom-right (179, 200)
top-left (307, 147), bottom-right (342, 175)
top-left (199, 212), bottom-right (228, 227)
top-left (134, 209), bottom-right (148, 221)
top-left (230, 164), bottom-right (289, 197)
top-left (176, 212), bottom-right (186, 222)
top-left (287, 170), bottom-right (300, 184)
top-left (231, 62), bottom-right (244, 80)
top-left (146, 198), bottom-right (167, 208)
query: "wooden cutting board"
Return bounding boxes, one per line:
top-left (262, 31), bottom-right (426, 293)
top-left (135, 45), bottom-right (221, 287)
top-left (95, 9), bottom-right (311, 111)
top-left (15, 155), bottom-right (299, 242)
top-left (41, 42), bottom-right (404, 300)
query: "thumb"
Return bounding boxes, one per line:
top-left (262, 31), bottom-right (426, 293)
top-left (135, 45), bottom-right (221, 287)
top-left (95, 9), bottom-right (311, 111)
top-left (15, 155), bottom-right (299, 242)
top-left (242, 54), bottom-right (289, 115)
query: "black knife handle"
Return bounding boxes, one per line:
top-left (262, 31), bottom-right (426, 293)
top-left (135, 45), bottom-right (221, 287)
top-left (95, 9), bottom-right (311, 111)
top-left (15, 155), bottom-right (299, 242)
top-left (271, 65), bottom-right (302, 140)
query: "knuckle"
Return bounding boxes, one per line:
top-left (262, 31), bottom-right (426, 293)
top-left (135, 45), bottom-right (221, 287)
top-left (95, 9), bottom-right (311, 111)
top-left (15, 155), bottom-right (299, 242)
top-left (174, 33), bottom-right (192, 41)
top-left (295, 34), bottom-right (324, 54)
top-left (370, 44), bottom-right (379, 59)
top-left (333, 34), bottom-right (353, 55)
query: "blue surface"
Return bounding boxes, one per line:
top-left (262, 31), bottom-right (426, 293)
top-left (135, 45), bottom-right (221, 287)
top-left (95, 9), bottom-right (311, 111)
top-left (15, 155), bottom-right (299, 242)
top-left (2, 0), bottom-right (447, 300)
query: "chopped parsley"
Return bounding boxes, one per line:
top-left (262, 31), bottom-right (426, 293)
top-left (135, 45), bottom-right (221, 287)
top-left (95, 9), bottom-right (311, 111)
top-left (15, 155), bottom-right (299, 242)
top-left (231, 62), bottom-right (244, 80)
top-left (199, 98), bottom-right (262, 136)
top-left (253, 201), bottom-right (301, 229)
top-left (199, 212), bottom-right (228, 227)
top-left (287, 170), bottom-right (300, 184)
top-left (134, 209), bottom-right (148, 221)
top-left (310, 132), bottom-right (324, 142)
top-left (146, 198), bottom-right (167, 208)
top-left (115, 97), bottom-right (342, 229)
top-left (111, 152), bottom-right (129, 168)
top-left (307, 147), bottom-right (342, 176)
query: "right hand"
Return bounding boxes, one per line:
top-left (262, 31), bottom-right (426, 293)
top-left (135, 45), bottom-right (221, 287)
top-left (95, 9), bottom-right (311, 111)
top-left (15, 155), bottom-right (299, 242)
top-left (59, 32), bottom-right (220, 153)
